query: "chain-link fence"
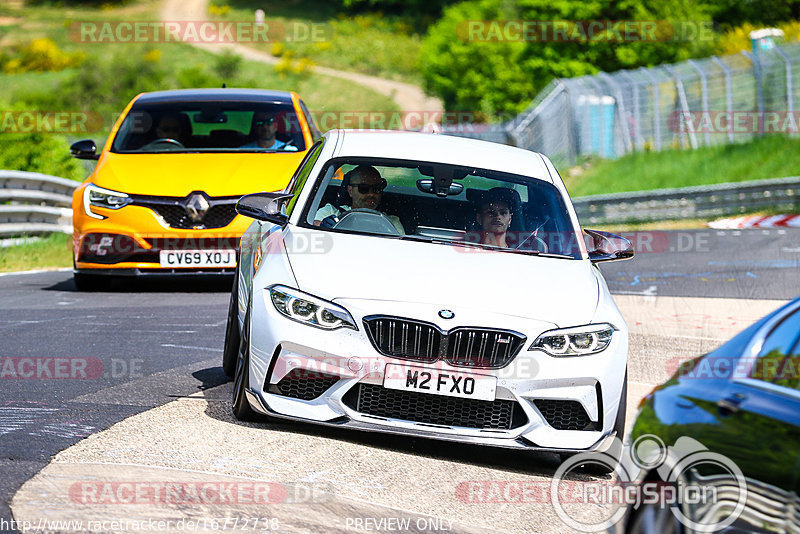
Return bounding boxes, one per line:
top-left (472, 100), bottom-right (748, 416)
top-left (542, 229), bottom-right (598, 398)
top-left (443, 43), bottom-right (800, 167)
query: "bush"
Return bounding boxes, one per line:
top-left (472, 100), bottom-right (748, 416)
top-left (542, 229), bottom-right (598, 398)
top-left (0, 99), bottom-right (86, 181)
top-left (716, 20), bottom-right (800, 55)
top-left (0, 132), bottom-right (86, 180)
top-left (342, 0), bottom-right (457, 17)
top-left (1, 38), bottom-right (84, 74)
top-left (420, 0), bottom-right (713, 118)
top-left (703, 0), bottom-right (800, 28)
top-left (21, 47), bottom-right (226, 126)
top-left (214, 49), bottom-right (242, 81)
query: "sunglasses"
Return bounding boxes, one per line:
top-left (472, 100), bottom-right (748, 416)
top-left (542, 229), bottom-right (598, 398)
top-left (350, 182), bottom-right (386, 194)
top-left (254, 117), bottom-right (275, 127)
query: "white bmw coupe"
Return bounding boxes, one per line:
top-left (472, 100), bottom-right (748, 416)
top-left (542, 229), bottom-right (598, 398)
top-left (223, 130), bottom-right (633, 459)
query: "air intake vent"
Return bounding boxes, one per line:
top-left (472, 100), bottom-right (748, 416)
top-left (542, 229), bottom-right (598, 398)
top-left (343, 383), bottom-right (527, 430)
top-left (533, 399), bottom-right (596, 431)
top-left (268, 369), bottom-right (339, 401)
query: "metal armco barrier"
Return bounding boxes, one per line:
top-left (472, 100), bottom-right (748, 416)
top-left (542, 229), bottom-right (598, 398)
top-left (573, 176), bottom-right (800, 225)
top-left (1, 169), bottom-right (798, 234)
top-left (0, 170), bottom-right (78, 237)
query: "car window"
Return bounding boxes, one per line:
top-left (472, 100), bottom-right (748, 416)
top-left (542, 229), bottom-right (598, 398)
top-left (111, 101), bottom-right (306, 153)
top-left (284, 139), bottom-right (325, 216)
top-left (299, 99), bottom-right (322, 139)
top-left (299, 158), bottom-right (582, 258)
top-left (749, 308), bottom-right (800, 390)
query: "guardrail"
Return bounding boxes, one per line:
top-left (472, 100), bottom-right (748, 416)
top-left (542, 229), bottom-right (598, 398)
top-left (2, 170), bottom-right (799, 235)
top-left (573, 176), bottom-right (800, 225)
top-left (0, 170), bottom-right (78, 237)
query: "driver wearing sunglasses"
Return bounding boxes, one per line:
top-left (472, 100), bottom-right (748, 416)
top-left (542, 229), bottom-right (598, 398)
top-left (240, 112), bottom-right (298, 151)
top-left (314, 165), bottom-right (405, 233)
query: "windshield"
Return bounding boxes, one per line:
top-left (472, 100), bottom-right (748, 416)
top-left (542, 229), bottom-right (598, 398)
top-left (300, 158), bottom-right (583, 259)
top-left (111, 101), bottom-right (306, 153)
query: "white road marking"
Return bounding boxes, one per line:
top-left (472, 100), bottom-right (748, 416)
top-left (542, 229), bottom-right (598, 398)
top-left (0, 268), bottom-right (71, 277)
top-left (161, 343), bottom-right (222, 352)
top-left (0, 407), bottom-right (59, 436)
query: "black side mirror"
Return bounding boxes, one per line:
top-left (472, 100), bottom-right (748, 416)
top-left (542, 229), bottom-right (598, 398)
top-left (584, 229), bottom-right (634, 263)
top-left (236, 192), bottom-right (294, 227)
top-left (70, 139), bottom-right (99, 160)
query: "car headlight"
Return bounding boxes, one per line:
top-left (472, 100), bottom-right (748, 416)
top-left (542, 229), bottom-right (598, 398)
top-left (529, 324), bottom-right (614, 356)
top-left (83, 184), bottom-right (131, 219)
top-left (267, 285), bottom-right (357, 330)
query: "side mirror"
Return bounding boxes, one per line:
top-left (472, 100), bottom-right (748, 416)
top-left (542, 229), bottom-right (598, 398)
top-left (584, 229), bottom-right (634, 263)
top-left (70, 139), bottom-right (99, 160)
top-left (236, 192), bottom-right (294, 227)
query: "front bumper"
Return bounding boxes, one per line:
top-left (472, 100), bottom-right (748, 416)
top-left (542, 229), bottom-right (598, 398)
top-left (245, 289), bottom-right (629, 452)
top-left (72, 201), bottom-right (250, 274)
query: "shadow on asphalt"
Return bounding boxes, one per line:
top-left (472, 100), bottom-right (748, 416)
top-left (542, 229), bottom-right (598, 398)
top-left (44, 275), bottom-right (234, 293)
top-left (202, 382), bottom-right (573, 478)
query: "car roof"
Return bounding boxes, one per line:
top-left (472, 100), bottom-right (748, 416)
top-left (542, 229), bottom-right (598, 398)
top-left (134, 88), bottom-right (295, 105)
top-left (329, 130), bottom-right (552, 182)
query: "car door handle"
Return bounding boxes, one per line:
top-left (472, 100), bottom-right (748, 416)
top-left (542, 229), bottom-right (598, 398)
top-left (717, 393), bottom-right (746, 416)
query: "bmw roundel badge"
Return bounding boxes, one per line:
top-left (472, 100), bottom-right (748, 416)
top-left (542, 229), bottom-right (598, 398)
top-left (438, 309), bottom-right (455, 319)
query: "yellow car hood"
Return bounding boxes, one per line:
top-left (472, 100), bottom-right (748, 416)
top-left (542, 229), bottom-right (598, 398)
top-left (91, 152), bottom-right (306, 197)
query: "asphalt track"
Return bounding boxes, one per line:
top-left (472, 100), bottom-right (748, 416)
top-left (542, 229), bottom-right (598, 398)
top-left (1, 228), bottom-right (799, 533)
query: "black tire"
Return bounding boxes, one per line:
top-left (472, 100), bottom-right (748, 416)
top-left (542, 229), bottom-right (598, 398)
top-left (628, 499), bottom-right (684, 534)
top-left (558, 371), bottom-right (628, 475)
top-left (222, 272), bottom-right (240, 378)
top-left (231, 308), bottom-right (256, 421)
top-left (613, 370), bottom-right (628, 441)
top-left (73, 272), bottom-right (111, 292)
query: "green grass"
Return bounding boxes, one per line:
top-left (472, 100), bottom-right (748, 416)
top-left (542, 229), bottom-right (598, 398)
top-left (0, 233), bottom-right (72, 273)
top-left (211, 0), bottom-right (424, 84)
top-left (565, 136), bottom-right (800, 197)
top-left (0, 0), bottom-right (398, 174)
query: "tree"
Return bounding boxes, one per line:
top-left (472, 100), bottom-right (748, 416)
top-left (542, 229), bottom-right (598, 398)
top-left (420, 0), bottom-right (713, 118)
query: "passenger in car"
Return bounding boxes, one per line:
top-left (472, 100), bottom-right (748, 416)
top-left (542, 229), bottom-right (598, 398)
top-left (240, 112), bottom-right (298, 151)
top-left (313, 165), bottom-right (405, 234)
top-left (472, 188), bottom-right (515, 248)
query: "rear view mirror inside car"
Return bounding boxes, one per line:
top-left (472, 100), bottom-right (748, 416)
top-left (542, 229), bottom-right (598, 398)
top-left (193, 111), bottom-right (228, 123)
top-left (416, 179), bottom-right (464, 196)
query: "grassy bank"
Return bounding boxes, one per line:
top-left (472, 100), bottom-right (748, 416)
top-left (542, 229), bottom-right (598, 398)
top-left (0, 0), bottom-right (399, 178)
top-left (211, 0), bottom-right (424, 84)
top-left (0, 233), bottom-right (72, 273)
top-left (566, 136), bottom-right (800, 197)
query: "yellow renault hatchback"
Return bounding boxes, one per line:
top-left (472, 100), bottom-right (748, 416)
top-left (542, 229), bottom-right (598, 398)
top-left (70, 88), bottom-right (320, 290)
